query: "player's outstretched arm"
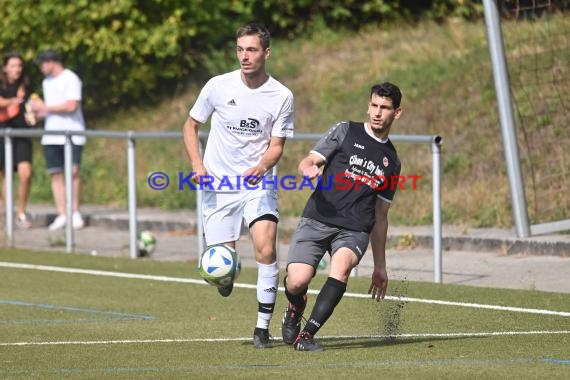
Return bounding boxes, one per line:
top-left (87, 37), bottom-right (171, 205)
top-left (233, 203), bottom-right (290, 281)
top-left (368, 198), bottom-right (391, 301)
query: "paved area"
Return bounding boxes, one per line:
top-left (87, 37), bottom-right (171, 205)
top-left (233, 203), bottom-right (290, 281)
top-left (2, 204), bottom-right (570, 294)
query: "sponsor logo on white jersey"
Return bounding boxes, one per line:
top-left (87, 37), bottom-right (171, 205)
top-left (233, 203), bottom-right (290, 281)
top-left (240, 118), bottom-right (260, 129)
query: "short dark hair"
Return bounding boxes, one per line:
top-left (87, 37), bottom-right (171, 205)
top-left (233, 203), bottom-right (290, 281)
top-left (236, 22), bottom-right (271, 50)
top-left (35, 49), bottom-right (63, 65)
top-left (370, 82), bottom-right (402, 109)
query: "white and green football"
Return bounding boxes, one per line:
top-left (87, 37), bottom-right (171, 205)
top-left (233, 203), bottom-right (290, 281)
top-left (137, 230), bottom-right (156, 257)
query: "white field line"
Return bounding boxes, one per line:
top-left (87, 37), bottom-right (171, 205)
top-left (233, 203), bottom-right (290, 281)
top-left (1, 330), bottom-right (570, 347)
top-left (1, 261), bottom-right (570, 318)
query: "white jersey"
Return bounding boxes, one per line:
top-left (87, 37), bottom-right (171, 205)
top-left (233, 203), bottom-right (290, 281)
top-left (41, 68), bottom-right (86, 146)
top-left (189, 69), bottom-right (294, 188)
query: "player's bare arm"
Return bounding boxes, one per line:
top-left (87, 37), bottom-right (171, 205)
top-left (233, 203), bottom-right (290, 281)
top-left (182, 116), bottom-right (207, 183)
top-left (243, 136), bottom-right (286, 184)
top-left (32, 99), bottom-right (78, 118)
top-left (0, 95), bottom-right (20, 108)
top-left (368, 198), bottom-right (391, 301)
top-left (298, 153), bottom-right (324, 180)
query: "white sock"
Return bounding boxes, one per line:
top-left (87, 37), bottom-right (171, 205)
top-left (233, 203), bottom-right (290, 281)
top-left (256, 261), bottom-right (279, 330)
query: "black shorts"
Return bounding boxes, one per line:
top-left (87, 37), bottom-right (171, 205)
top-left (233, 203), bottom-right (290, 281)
top-left (43, 144), bottom-right (84, 174)
top-left (286, 217), bottom-right (370, 270)
top-left (0, 138), bottom-right (33, 172)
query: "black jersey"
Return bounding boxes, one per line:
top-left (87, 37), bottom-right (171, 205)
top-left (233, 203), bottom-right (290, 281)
top-left (302, 121), bottom-right (401, 233)
top-left (0, 82), bottom-right (29, 128)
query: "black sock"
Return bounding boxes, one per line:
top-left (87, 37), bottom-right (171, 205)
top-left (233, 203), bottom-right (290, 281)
top-left (303, 277), bottom-right (346, 336)
top-left (284, 275), bottom-right (307, 311)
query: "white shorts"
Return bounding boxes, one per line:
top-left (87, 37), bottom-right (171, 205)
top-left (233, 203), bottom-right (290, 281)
top-left (202, 188), bottom-right (279, 245)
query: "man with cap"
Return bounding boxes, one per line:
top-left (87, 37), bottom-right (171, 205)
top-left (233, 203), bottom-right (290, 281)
top-left (33, 49), bottom-right (86, 230)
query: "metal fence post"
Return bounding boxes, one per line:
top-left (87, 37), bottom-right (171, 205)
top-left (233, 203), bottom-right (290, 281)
top-left (432, 136), bottom-right (443, 283)
top-left (483, 0), bottom-right (530, 238)
top-left (4, 130), bottom-right (14, 247)
top-left (64, 133), bottom-right (74, 253)
top-left (127, 133), bottom-right (138, 259)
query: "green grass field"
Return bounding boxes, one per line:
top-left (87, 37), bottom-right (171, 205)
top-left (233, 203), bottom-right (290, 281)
top-left (1, 248), bottom-right (569, 379)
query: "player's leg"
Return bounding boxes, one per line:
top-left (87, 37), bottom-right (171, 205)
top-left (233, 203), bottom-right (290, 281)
top-left (0, 139), bottom-right (5, 208)
top-left (14, 139), bottom-right (33, 227)
top-left (295, 228), bottom-right (368, 352)
top-left (16, 162), bottom-right (32, 228)
top-left (283, 217), bottom-right (333, 346)
top-left (44, 145), bottom-right (66, 230)
top-left (245, 188), bottom-right (280, 348)
top-left (50, 173), bottom-right (66, 224)
top-left (282, 262), bottom-right (312, 345)
top-left (71, 144), bottom-right (84, 229)
top-left (202, 191), bottom-right (243, 296)
top-left (249, 217), bottom-right (279, 348)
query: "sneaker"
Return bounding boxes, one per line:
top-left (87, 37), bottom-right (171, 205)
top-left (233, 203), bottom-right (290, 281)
top-left (217, 282), bottom-right (234, 297)
top-left (72, 212), bottom-right (85, 230)
top-left (282, 296), bottom-right (307, 345)
top-left (253, 327), bottom-right (273, 349)
top-left (48, 215), bottom-right (66, 231)
top-left (294, 331), bottom-right (324, 352)
top-left (16, 212), bottom-right (32, 229)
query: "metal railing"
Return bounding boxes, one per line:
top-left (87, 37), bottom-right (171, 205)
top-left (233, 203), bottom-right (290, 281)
top-left (3, 128), bottom-right (444, 282)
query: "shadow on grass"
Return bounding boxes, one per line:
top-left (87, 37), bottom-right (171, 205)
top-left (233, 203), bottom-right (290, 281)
top-left (320, 334), bottom-right (484, 350)
top-left (238, 334), bottom-right (482, 350)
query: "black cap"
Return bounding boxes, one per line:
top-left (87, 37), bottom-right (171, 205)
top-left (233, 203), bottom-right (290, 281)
top-left (35, 49), bottom-right (63, 64)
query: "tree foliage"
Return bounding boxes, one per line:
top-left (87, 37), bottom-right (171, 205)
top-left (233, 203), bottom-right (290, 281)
top-left (1, 0), bottom-right (253, 114)
top-left (0, 0), bottom-right (494, 115)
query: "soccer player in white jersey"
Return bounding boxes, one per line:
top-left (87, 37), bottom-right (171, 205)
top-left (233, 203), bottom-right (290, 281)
top-left (183, 22), bottom-right (294, 348)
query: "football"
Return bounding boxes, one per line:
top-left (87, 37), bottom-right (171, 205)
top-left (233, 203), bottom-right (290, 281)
top-left (198, 244), bottom-right (241, 287)
top-left (137, 230), bottom-right (156, 257)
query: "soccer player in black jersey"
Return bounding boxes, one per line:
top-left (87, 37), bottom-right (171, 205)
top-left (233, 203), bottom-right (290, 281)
top-left (282, 82), bottom-right (403, 351)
